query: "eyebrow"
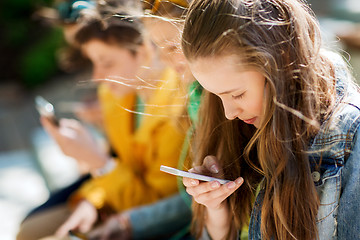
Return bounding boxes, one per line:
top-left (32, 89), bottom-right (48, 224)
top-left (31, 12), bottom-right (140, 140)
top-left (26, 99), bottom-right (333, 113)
top-left (218, 88), bottom-right (240, 95)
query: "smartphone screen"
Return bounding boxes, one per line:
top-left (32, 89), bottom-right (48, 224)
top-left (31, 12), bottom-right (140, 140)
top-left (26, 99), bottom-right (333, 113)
top-left (160, 165), bottom-right (230, 184)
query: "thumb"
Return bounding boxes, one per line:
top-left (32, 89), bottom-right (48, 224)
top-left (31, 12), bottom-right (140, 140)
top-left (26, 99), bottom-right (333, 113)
top-left (203, 155), bottom-right (223, 177)
top-left (78, 218), bottom-right (95, 234)
top-left (203, 155), bottom-right (220, 172)
top-left (55, 214), bottom-right (80, 237)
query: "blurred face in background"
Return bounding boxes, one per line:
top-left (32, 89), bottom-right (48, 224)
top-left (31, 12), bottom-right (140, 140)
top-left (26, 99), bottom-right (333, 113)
top-left (145, 19), bottom-right (190, 79)
top-left (82, 39), bottom-right (145, 96)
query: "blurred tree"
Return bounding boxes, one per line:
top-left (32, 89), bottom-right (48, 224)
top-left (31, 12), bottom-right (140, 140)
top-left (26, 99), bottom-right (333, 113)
top-left (0, 0), bottom-right (66, 88)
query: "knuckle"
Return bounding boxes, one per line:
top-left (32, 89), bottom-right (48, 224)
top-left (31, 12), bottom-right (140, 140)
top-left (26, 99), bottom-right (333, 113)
top-left (206, 182), bottom-right (218, 191)
top-left (185, 187), bottom-right (196, 197)
top-left (196, 194), bottom-right (207, 204)
top-left (193, 196), bottom-right (206, 205)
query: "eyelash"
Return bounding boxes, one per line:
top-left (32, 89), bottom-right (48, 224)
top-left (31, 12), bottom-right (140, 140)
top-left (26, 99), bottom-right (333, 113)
top-left (232, 93), bottom-right (244, 100)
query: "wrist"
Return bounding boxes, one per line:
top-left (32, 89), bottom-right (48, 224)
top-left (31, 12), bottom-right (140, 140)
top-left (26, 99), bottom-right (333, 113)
top-left (206, 202), bottom-right (231, 229)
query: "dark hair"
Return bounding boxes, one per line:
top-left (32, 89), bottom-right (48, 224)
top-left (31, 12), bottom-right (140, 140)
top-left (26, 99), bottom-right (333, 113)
top-left (74, 0), bottom-right (144, 54)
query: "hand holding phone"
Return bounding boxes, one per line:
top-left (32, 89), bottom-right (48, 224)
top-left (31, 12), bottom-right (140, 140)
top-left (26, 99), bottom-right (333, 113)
top-left (69, 230), bottom-right (88, 240)
top-left (160, 165), bottom-right (230, 184)
top-left (35, 96), bottom-right (59, 126)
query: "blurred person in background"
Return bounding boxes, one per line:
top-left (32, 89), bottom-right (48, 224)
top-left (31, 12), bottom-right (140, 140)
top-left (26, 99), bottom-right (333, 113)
top-left (87, 1), bottom-right (205, 239)
top-left (17, 0), bottom-right (190, 239)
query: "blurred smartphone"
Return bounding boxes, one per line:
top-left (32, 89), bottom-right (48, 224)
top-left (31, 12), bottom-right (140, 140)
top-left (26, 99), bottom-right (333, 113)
top-left (160, 165), bottom-right (230, 184)
top-left (35, 96), bottom-right (59, 126)
top-left (69, 230), bottom-right (88, 240)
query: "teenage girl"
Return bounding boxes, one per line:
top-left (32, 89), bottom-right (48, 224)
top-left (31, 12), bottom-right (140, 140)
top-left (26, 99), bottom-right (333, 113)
top-left (181, 0), bottom-right (360, 239)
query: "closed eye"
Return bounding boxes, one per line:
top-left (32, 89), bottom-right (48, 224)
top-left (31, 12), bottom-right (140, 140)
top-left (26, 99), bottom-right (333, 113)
top-left (232, 92), bottom-right (245, 100)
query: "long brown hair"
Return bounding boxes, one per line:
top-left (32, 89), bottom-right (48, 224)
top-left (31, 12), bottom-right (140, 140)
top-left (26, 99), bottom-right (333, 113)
top-left (182, 0), bottom-right (338, 239)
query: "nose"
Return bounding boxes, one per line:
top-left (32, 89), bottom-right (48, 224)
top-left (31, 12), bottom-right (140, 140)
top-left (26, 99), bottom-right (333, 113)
top-left (221, 98), bottom-right (241, 120)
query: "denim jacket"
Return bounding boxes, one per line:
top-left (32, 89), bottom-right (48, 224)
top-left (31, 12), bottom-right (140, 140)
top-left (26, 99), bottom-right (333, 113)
top-left (249, 55), bottom-right (360, 239)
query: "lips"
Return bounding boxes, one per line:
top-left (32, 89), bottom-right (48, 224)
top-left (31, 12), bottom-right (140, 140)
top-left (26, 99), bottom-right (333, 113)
top-left (243, 117), bottom-right (257, 125)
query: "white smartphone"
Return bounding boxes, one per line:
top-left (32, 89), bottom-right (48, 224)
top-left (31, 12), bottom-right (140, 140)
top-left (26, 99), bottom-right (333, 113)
top-left (35, 96), bottom-right (59, 126)
top-left (160, 165), bottom-right (230, 184)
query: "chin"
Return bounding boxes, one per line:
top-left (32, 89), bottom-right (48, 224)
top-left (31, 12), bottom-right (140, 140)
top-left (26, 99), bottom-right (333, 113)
top-left (253, 120), bottom-right (260, 129)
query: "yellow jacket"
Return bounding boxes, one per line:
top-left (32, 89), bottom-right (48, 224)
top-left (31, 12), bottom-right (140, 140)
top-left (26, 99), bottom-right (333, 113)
top-left (71, 68), bottom-right (188, 211)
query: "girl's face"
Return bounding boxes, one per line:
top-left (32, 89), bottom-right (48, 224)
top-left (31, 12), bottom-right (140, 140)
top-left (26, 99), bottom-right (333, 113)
top-left (82, 39), bottom-right (143, 96)
top-left (145, 19), bottom-right (188, 75)
top-left (190, 55), bottom-right (266, 128)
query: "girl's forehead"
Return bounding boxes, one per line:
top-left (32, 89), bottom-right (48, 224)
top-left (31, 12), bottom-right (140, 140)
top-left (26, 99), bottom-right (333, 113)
top-left (191, 55), bottom-right (250, 73)
top-left (145, 19), bottom-right (180, 43)
top-left (190, 55), bottom-right (266, 92)
top-left (82, 39), bottom-right (131, 58)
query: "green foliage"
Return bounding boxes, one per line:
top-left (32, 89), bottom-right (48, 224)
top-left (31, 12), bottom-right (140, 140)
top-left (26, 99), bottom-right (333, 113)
top-left (0, 0), bottom-right (66, 88)
top-left (3, 20), bottom-right (30, 48)
top-left (20, 27), bottom-right (65, 88)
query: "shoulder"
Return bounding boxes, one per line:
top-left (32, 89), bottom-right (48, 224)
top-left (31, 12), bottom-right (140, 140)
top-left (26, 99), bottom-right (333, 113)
top-left (321, 50), bottom-right (356, 97)
top-left (310, 92), bottom-right (360, 163)
top-left (310, 50), bottom-right (360, 159)
top-left (312, 50), bottom-right (360, 152)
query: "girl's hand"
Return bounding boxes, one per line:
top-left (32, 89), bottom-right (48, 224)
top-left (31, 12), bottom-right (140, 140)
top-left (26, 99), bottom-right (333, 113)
top-left (55, 200), bottom-right (98, 237)
top-left (183, 156), bottom-right (243, 239)
top-left (183, 155), bottom-right (244, 210)
top-left (87, 213), bottom-right (132, 240)
top-left (41, 117), bottom-right (108, 172)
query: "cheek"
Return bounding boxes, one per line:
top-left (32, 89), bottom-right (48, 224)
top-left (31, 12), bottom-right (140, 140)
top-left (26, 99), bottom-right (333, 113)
top-left (254, 99), bottom-right (264, 115)
top-left (246, 93), bottom-right (265, 116)
top-left (113, 61), bottom-right (139, 79)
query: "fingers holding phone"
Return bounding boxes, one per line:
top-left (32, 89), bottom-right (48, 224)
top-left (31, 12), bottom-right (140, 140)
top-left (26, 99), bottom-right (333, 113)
top-left (40, 114), bottom-right (108, 171)
top-left (55, 200), bottom-right (97, 238)
top-left (182, 155), bottom-right (244, 210)
top-left (35, 96), bottom-right (109, 172)
top-left (35, 96), bottom-right (59, 126)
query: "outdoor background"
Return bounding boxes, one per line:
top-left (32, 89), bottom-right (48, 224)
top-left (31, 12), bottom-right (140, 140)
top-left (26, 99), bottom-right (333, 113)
top-left (0, 0), bottom-right (360, 239)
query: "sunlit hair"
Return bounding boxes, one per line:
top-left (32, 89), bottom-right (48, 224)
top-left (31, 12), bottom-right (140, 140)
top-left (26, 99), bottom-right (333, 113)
top-left (181, 0), bottom-right (347, 239)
